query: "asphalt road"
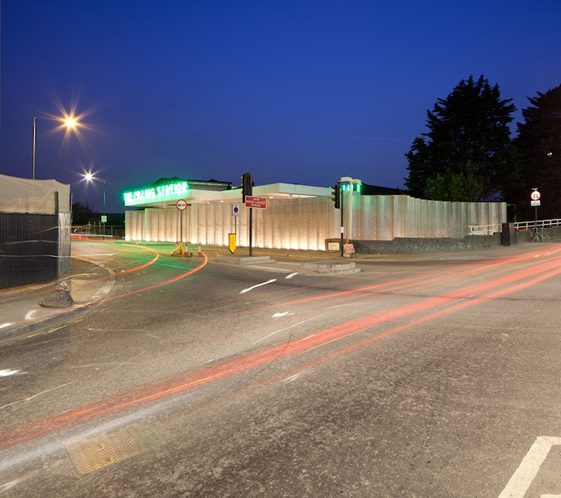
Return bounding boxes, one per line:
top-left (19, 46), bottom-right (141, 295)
top-left (1, 241), bottom-right (561, 497)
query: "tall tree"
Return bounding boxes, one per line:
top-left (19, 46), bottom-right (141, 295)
top-left (510, 85), bottom-right (561, 219)
top-left (405, 75), bottom-right (515, 201)
top-left (71, 202), bottom-right (95, 225)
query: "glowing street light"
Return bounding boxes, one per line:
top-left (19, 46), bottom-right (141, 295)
top-left (63, 115), bottom-right (78, 130)
top-left (32, 110), bottom-right (84, 180)
top-left (83, 171), bottom-right (95, 183)
top-left (81, 170), bottom-right (106, 214)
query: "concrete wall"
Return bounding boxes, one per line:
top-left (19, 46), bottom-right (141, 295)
top-left (125, 194), bottom-right (506, 250)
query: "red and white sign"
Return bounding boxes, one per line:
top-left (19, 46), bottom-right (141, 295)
top-left (176, 199), bottom-right (189, 210)
top-left (530, 190), bottom-right (541, 201)
top-left (245, 196), bottom-right (267, 209)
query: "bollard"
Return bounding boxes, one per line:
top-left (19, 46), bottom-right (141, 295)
top-left (40, 281), bottom-right (74, 308)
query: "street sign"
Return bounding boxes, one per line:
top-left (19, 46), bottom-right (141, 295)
top-left (245, 196), bottom-right (267, 209)
top-left (228, 233), bottom-right (237, 253)
top-left (530, 190), bottom-right (541, 201)
top-left (232, 203), bottom-right (240, 216)
top-left (100, 215), bottom-right (107, 223)
top-left (531, 200), bottom-right (541, 207)
top-left (343, 243), bottom-right (355, 257)
top-left (176, 199), bottom-right (188, 210)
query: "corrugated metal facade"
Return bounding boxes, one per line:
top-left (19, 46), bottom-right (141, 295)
top-left (125, 194), bottom-right (506, 250)
top-left (0, 213), bottom-right (59, 289)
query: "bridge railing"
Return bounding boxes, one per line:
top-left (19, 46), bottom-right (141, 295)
top-left (513, 218), bottom-right (561, 231)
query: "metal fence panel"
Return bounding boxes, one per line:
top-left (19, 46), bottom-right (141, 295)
top-left (0, 213), bottom-right (59, 289)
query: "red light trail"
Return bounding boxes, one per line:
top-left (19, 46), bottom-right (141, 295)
top-left (0, 248), bottom-right (560, 450)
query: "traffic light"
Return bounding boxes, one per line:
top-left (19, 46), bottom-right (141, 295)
top-left (241, 172), bottom-right (253, 202)
top-left (331, 183), bottom-right (340, 209)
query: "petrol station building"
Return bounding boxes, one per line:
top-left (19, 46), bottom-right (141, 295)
top-left (123, 177), bottom-right (506, 251)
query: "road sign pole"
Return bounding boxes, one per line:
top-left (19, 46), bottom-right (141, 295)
top-left (180, 209), bottom-right (183, 243)
top-left (249, 208), bottom-right (253, 257)
top-left (534, 206), bottom-right (538, 228)
top-left (531, 188), bottom-right (541, 229)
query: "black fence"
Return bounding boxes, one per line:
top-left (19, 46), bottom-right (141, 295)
top-left (0, 213), bottom-right (59, 289)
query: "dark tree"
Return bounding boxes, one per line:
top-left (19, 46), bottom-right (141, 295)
top-left (509, 85), bottom-right (561, 219)
top-left (71, 202), bottom-right (95, 225)
top-left (405, 75), bottom-right (515, 201)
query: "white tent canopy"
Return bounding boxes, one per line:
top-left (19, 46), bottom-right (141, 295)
top-left (0, 173), bottom-right (70, 214)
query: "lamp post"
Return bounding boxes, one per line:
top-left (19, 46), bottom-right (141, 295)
top-left (82, 171), bottom-right (106, 213)
top-left (32, 112), bottom-right (80, 180)
top-left (82, 171), bottom-right (108, 236)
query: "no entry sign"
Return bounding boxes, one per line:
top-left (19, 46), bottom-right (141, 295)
top-left (176, 199), bottom-right (188, 210)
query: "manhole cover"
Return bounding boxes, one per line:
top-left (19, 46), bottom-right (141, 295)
top-left (66, 424), bottom-right (162, 475)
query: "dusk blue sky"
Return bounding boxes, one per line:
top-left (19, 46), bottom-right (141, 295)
top-left (1, 0), bottom-right (560, 212)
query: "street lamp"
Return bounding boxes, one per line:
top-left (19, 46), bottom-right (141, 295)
top-left (81, 170), bottom-right (106, 214)
top-left (32, 111), bottom-right (82, 180)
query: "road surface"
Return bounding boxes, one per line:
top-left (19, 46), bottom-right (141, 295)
top-left (1, 240), bottom-right (561, 497)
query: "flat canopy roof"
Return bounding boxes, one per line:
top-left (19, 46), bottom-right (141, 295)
top-left (122, 180), bottom-right (331, 208)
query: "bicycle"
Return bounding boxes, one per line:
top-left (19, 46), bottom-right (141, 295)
top-left (530, 226), bottom-right (551, 242)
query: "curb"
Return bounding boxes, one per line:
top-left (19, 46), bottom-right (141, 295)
top-left (213, 255), bottom-right (277, 265)
top-left (300, 261), bottom-right (362, 274)
top-left (0, 256), bottom-right (116, 342)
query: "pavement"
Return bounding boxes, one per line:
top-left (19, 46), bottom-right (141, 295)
top-left (0, 239), bottom-right (524, 340)
top-left (0, 252), bottom-right (115, 340)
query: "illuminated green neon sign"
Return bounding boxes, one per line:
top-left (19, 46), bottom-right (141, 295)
top-left (340, 181), bottom-right (362, 193)
top-left (123, 181), bottom-right (189, 206)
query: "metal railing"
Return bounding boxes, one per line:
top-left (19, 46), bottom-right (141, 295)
top-left (513, 218), bottom-right (561, 230)
top-left (71, 223), bottom-right (125, 240)
top-left (467, 223), bottom-right (502, 235)
top-left (468, 218), bottom-right (561, 235)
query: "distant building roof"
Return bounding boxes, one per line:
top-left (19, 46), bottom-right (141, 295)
top-left (152, 177), bottom-right (232, 191)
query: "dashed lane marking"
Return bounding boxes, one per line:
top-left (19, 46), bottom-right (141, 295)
top-left (239, 279), bottom-right (277, 294)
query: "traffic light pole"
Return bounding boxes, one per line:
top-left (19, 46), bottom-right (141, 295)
top-left (242, 172), bottom-right (254, 257)
top-left (340, 188), bottom-right (344, 257)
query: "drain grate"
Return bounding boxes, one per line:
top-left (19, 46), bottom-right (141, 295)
top-left (66, 424), bottom-right (162, 475)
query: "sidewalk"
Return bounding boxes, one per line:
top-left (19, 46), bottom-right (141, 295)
top-left (0, 254), bottom-right (115, 340)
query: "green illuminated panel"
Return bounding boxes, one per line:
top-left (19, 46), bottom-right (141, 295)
top-left (123, 181), bottom-right (189, 206)
top-left (341, 181), bottom-right (362, 193)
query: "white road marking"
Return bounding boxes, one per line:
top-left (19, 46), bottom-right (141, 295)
top-left (253, 314), bottom-right (323, 344)
top-left (541, 495), bottom-right (561, 497)
top-left (285, 272), bottom-right (298, 279)
top-left (0, 369), bottom-right (25, 378)
top-left (240, 279), bottom-right (277, 294)
top-left (0, 323), bottom-right (14, 330)
top-left (0, 382), bottom-right (72, 411)
top-left (0, 476), bottom-right (29, 493)
top-left (272, 312), bottom-right (290, 319)
top-left (283, 374), bottom-right (300, 383)
top-left (499, 436), bottom-right (561, 498)
top-left (24, 309), bottom-right (38, 321)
